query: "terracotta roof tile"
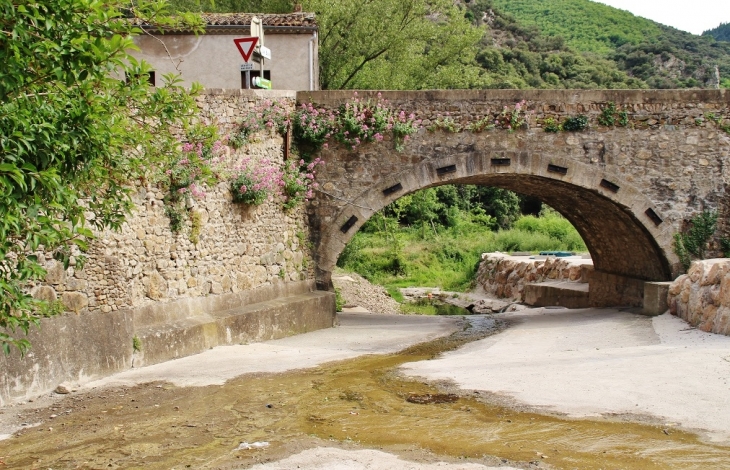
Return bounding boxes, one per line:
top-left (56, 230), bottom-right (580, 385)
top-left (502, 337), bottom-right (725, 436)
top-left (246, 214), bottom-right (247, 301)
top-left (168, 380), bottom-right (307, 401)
top-left (200, 13), bottom-right (316, 28)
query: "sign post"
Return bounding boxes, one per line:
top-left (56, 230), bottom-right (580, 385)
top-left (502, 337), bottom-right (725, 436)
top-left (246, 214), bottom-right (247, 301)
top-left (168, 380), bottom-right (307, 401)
top-left (250, 17), bottom-right (265, 77)
top-left (233, 17), bottom-right (273, 90)
top-left (233, 37), bottom-right (258, 89)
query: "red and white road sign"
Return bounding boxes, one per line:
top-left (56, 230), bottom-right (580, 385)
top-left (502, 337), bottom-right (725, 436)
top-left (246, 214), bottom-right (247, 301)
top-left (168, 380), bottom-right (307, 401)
top-left (233, 37), bottom-right (258, 62)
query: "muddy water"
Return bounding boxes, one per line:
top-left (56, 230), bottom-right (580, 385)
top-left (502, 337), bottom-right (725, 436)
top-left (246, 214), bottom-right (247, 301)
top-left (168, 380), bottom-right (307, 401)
top-left (1, 321), bottom-right (730, 469)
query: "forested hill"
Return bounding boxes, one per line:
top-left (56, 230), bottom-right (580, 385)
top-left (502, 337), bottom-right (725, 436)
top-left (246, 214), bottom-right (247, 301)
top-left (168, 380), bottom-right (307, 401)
top-left (489, 0), bottom-right (730, 89)
top-left (704, 23), bottom-right (730, 42)
top-left (168, 0), bottom-right (730, 90)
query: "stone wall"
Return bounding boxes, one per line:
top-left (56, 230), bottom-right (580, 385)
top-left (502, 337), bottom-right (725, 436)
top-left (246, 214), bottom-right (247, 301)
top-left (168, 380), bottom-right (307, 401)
top-left (303, 90), bottom-right (730, 290)
top-left (668, 259), bottom-right (730, 335)
top-left (475, 253), bottom-right (593, 301)
top-left (34, 90), bottom-right (311, 315)
top-left (1, 90), bottom-right (336, 404)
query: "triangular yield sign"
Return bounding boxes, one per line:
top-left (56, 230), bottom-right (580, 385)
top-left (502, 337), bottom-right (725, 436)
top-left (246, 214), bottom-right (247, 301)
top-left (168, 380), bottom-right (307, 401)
top-left (233, 37), bottom-right (258, 62)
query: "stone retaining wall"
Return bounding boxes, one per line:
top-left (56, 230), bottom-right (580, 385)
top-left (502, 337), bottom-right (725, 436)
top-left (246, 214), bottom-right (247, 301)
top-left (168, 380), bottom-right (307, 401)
top-left (475, 253), bottom-right (593, 301)
top-left (0, 90), bottom-right (336, 404)
top-left (33, 90), bottom-right (310, 314)
top-left (669, 259), bottom-right (730, 335)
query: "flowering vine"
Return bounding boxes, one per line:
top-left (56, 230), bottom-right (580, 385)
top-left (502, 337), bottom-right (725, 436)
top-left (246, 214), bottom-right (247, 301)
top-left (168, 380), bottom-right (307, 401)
top-left (495, 100), bottom-right (528, 132)
top-left (281, 158), bottom-right (323, 210)
top-left (229, 157), bottom-right (281, 205)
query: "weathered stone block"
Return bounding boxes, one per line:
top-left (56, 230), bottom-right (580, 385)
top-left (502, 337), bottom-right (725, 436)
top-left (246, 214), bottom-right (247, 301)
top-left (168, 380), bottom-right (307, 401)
top-left (45, 260), bottom-right (66, 285)
top-left (62, 292), bottom-right (89, 313)
top-left (147, 272), bottom-right (168, 300)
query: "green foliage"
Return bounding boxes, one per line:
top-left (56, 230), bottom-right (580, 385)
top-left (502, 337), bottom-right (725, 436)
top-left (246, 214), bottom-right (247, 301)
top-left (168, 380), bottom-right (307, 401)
top-left (291, 103), bottom-right (337, 155)
top-left (338, 190), bottom-right (586, 293)
top-left (335, 94), bottom-right (392, 148)
top-left (721, 238), bottom-right (730, 258)
top-left (334, 288), bottom-right (345, 312)
top-left (512, 208), bottom-right (586, 251)
top-left (491, 0), bottom-right (661, 54)
top-left (467, 0), bottom-right (646, 90)
top-left (703, 23), bottom-right (730, 42)
top-left (598, 102), bottom-right (617, 127)
top-left (302, 0), bottom-right (485, 90)
top-left (495, 100), bottom-right (528, 131)
top-left (427, 117), bottom-right (462, 133)
top-left (542, 117), bottom-right (561, 133)
top-left (0, 0), bottom-right (204, 353)
top-left (281, 158), bottom-right (323, 210)
top-left (189, 210), bottom-right (202, 244)
top-left (673, 210), bottom-right (718, 271)
top-left (229, 158), bottom-right (278, 205)
top-left (132, 336), bottom-right (142, 353)
top-left (293, 95), bottom-right (420, 155)
top-left (562, 115), bottom-right (589, 132)
top-left (465, 116), bottom-right (496, 133)
top-left (229, 100), bottom-right (290, 149)
top-left (492, 0), bottom-right (730, 90)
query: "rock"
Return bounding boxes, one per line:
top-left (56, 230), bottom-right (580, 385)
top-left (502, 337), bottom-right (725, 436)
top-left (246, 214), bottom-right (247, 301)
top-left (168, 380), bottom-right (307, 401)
top-left (45, 260), bottom-right (66, 285)
top-left (147, 272), bottom-right (168, 300)
top-left (54, 384), bottom-right (71, 395)
top-left (32, 286), bottom-right (57, 302)
top-left (62, 292), bottom-right (89, 313)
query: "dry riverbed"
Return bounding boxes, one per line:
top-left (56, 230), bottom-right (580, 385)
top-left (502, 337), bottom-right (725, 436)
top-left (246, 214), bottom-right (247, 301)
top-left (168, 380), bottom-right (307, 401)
top-left (1, 304), bottom-right (730, 468)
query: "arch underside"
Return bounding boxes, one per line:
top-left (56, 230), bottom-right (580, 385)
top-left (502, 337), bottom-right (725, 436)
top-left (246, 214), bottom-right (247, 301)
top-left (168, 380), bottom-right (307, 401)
top-left (453, 174), bottom-right (672, 282)
top-left (317, 173), bottom-right (674, 287)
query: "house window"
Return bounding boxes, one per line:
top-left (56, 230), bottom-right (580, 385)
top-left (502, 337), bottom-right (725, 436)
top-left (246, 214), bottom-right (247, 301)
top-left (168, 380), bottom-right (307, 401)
top-left (242, 70), bottom-right (271, 89)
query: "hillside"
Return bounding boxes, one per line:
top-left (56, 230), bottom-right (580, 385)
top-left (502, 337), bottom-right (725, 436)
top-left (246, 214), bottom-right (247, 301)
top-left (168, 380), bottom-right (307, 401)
top-left (490, 0), bottom-right (730, 88)
top-left (704, 23), bottom-right (730, 42)
top-left (464, 0), bottom-right (644, 89)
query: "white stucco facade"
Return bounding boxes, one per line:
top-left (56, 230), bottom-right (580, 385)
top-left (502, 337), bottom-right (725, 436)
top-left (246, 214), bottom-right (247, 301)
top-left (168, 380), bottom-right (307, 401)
top-left (131, 14), bottom-right (319, 91)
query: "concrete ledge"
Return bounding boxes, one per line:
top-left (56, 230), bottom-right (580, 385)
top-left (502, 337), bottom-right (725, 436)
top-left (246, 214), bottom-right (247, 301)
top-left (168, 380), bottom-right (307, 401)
top-left (135, 291), bottom-right (335, 367)
top-left (0, 281), bottom-right (335, 405)
top-left (523, 281), bottom-right (590, 308)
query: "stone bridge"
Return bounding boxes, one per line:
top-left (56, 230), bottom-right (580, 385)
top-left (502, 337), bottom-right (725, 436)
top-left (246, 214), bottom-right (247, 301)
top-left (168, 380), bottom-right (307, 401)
top-left (302, 90), bottom-right (730, 306)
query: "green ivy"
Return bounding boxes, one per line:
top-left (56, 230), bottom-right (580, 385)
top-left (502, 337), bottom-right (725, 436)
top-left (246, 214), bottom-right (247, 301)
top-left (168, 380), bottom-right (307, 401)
top-left (673, 210), bottom-right (718, 271)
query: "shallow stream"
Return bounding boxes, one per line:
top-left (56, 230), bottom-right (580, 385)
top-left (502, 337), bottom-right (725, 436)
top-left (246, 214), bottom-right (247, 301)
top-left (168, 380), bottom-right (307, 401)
top-left (1, 318), bottom-right (729, 469)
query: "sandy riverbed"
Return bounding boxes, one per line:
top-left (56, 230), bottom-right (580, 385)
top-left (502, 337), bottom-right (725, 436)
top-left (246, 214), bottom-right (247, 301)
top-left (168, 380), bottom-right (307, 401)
top-left (2, 306), bottom-right (730, 468)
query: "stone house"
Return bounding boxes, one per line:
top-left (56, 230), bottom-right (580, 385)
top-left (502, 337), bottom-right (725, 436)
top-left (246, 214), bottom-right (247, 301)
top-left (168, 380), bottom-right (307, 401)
top-left (132, 13), bottom-right (319, 91)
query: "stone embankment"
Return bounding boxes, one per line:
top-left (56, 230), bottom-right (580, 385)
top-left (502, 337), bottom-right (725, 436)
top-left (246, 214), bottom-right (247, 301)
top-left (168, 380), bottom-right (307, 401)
top-left (668, 259), bottom-right (730, 335)
top-left (474, 253), bottom-right (593, 302)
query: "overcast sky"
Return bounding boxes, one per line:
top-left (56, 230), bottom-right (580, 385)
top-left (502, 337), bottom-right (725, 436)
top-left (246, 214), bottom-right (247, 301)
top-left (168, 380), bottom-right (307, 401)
top-left (592, 0), bottom-right (730, 35)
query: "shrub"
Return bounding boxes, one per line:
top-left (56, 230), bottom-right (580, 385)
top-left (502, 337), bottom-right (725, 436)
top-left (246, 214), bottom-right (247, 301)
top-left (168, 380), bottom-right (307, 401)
top-left (673, 210), bottom-right (718, 270)
top-left (496, 100), bottom-right (528, 131)
top-left (562, 114), bottom-right (589, 131)
top-left (291, 103), bottom-right (337, 154)
top-left (230, 158), bottom-right (281, 205)
top-left (542, 117), bottom-right (561, 132)
top-left (229, 99), bottom-right (290, 148)
top-left (280, 157), bottom-right (323, 210)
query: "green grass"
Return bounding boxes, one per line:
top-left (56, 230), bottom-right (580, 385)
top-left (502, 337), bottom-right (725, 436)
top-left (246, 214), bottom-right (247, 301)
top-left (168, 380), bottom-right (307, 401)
top-left (338, 210), bottom-right (587, 295)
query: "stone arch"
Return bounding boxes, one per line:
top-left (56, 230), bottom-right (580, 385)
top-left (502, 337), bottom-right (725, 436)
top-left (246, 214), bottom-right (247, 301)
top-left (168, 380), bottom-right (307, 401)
top-left (313, 152), bottom-right (678, 291)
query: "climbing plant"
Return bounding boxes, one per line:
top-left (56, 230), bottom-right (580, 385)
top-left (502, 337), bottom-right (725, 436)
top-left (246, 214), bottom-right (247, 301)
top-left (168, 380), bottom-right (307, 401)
top-left (673, 210), bottom-right (718, 271)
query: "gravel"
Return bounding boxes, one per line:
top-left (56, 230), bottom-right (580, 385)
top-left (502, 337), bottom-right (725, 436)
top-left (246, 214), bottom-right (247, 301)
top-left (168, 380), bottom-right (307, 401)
top-left (332, 269), bottom-right (402, 315)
